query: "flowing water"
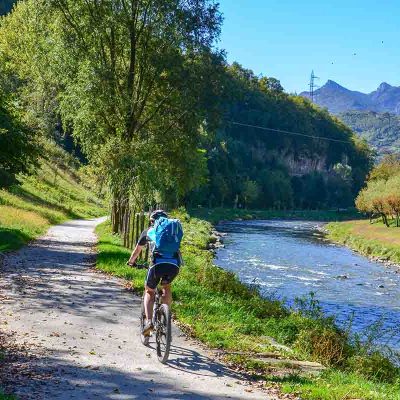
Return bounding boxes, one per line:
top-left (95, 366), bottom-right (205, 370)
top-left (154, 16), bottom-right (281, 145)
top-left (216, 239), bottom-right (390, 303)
top-left (215, 220), bottom-right (400, 352)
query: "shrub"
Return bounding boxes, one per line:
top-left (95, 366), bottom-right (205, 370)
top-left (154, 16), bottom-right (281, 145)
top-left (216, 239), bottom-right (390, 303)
top-left (346, 352), bottom-right (400, 383)
top-left (294, 327), bottom-right (351, 366)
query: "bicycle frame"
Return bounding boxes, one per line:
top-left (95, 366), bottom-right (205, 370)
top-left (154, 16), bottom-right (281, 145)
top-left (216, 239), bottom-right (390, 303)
top-left (136, 263), bottom-right (172, 363)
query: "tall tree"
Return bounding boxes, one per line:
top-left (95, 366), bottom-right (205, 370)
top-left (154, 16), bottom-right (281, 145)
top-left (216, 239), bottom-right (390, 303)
top-left (1, 0), bottom-right (224, 214)
top-left (0, 92), bottom-right (38, 187)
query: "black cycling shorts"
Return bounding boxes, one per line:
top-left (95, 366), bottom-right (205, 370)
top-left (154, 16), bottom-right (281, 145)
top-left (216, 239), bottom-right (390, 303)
top-left (145, 263), bottom-right (180, 289)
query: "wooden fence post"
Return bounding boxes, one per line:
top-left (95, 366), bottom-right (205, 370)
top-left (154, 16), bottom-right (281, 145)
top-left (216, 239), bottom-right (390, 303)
top-left (126, 210), bottom-right (131, 249)
top-left (131, 208), bottom-right (136, 248)
top-left (135, 212), bottom-right (140, 245)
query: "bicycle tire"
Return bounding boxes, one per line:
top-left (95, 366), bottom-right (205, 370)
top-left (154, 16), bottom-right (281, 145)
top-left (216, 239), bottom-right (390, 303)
top-left (156, 303), bottom-right (171, 363)
top-left (140, 296), bottom-right (149, 346)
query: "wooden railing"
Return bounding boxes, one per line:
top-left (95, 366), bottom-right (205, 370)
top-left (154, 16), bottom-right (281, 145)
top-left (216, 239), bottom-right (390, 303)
top-left (111, 201), bottom-right (167, 260)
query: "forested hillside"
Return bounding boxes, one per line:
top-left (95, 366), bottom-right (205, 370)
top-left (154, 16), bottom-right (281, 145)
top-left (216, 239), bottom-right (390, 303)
top-left (339, 111), bottom-right (400, 156)
top-left (0, 0), bottom-right (372, 215)
top-left (187, 64), bottom-right (373, 209)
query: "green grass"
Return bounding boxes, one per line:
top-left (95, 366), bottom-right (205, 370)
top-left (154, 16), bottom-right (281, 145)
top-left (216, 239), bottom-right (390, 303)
top-left (0, 151), bottom-right (106, 252)
top-left (0, 391), bottom-right (15, 400)
top-left (277, 369), bottom-right (400, 400)
top-left (327, 220), bottom-right (400, 264)
top-left (96, 208), bottom-right (400, 399)
top-left (190, 207), bottom-right (363, 224)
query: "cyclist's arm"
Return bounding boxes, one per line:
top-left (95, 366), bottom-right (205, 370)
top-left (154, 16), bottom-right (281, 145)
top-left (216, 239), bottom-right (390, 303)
top-left (128, 244), bottom-right (144, 265)
top-left (127, 229), bottom-right (148, 265)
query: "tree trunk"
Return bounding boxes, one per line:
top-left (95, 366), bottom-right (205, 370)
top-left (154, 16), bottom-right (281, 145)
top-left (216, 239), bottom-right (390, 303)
top-left (112, 198), bottom-right (120, 234)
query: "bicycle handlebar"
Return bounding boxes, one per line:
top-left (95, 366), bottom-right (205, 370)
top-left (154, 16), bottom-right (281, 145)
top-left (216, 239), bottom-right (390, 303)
top-left (126, 261), bottom-right (148, 270)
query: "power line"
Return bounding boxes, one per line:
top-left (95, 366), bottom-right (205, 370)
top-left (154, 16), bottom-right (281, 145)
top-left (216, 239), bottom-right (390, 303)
top-left (229, 121), bottom-right (354, 144)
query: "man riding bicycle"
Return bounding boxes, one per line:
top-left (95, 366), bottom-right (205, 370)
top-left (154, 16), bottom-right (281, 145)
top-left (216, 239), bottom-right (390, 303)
top-left (127, 210), bottom-right (183, 337)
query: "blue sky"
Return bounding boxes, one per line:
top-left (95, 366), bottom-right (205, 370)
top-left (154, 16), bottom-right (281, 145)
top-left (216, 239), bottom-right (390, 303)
top-left (217, 0), bottom-right (400, 94)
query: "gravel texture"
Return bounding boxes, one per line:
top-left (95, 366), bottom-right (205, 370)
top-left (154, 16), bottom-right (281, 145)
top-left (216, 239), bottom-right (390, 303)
top-left (0, 218), bottom-right (272, 400)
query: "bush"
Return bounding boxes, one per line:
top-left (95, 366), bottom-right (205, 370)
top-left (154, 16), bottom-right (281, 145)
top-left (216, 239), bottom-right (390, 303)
top-left (294, 327), bottom-right (351, 366)
top-left (346, 352), bottom-right (400, 383)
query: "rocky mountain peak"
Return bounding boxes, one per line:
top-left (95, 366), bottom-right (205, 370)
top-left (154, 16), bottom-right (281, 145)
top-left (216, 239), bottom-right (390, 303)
top-left (300, 80), bottom-right (400, 115)
top-left (377, 82), bottom-right (392, 92)
top-left (324, 80), bottom-right (345, 90)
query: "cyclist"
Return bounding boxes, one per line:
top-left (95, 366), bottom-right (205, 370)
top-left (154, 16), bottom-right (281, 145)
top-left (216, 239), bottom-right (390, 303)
top-left (127, 210), bottom-right (182, 336)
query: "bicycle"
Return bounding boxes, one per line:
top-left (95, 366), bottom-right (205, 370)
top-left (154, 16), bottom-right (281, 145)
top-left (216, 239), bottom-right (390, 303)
top-left (130, 262), bottom-right (172, 364)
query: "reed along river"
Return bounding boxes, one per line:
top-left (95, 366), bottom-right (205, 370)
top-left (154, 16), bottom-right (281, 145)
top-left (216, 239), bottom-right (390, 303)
top-left (215, 220), bottom-right (400, 352)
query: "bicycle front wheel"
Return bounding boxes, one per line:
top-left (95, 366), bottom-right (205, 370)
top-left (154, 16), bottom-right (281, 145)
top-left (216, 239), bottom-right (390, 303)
top-left (156, 303), bottom-right (171, 363)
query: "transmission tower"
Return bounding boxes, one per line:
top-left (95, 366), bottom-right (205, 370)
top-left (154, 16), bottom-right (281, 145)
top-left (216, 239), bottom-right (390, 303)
top-left (309, 70), bottom-right (319, 103)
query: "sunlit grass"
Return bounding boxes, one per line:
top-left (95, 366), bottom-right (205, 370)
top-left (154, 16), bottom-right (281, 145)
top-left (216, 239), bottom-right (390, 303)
top-left (0, 391), bottom-right (15, 400)
top-left (278, 369), bottom-right (400, 400)
top-left (96, 210), bottom-right (400, 399)
top-left (0, 158), bottom-right (106, 252)
top-left (190, 207), bottom-right (362, 224)
top-left (327, 220), bottom-right (400, 264)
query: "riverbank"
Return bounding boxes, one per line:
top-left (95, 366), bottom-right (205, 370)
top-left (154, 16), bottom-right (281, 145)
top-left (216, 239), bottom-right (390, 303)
top-left (190, 207), bottom-right (363, 224)
top-left (326, 220), bottom-right (400, 267)
top-left (96, 209), bottom-right (400, 400)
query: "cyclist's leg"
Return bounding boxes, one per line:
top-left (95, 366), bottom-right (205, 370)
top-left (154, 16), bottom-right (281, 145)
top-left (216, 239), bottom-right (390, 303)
top-left (161, 283), bottom-right (172, 306)
top-left (144, 267), bottom-right (158, 321)
top-left (159, 264), bottom-right (180, 306)
top-left (144, 286), bottom-right (155, 321)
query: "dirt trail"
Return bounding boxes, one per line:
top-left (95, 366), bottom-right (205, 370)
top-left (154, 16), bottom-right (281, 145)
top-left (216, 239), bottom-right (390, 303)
top-left (0, 218), bottom-right (272, 399)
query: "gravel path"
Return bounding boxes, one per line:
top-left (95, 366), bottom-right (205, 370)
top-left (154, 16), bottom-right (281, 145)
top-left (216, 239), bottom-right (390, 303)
top-left (0, 218), bottom-right (272, 400)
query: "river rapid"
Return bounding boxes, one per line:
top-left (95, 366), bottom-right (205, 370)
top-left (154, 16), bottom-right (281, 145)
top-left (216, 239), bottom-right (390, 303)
top-left (215, 220), bottom-right (400, 352)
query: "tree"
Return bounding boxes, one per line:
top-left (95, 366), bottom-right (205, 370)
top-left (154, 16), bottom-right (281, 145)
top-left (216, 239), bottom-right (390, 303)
top-left (0, 93), bottom-right (38, 187)
top-left (369, 154), bottom-right (400, 181)
top-left (355, 156), bottom-right (400, 227)
top-left (242, 180), bottom-right (260, 208)
top-left (259, 77), bottom-right (284, 93)
top-left (1, 0), bottom-right (224, 225)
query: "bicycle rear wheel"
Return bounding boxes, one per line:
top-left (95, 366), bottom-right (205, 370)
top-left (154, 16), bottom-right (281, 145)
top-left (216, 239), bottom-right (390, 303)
top-left (156, 303), bottom-right (171, 363)
top-left (140, 296), bottom-right (149, 346)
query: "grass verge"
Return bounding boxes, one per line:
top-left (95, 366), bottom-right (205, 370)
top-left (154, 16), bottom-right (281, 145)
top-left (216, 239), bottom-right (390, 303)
top-left (190, 207), bottom-right (363, 224)
top-left (0, 145), bottom-right (106, 252)
top-left (0, 392), bottom-right (15, 400)
top-left (96, 209), bottom-right (400, 399)
top-left (326, 220), bottom-right (400, 265)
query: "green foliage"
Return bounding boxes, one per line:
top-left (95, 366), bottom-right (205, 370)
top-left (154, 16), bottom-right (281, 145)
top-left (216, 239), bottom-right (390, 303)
top-left (355, 155), bottom-right (400, 226)
top-left (0, 93), bottom-right (39, 188)
top-left (327, 220), bottom-right (400, 265)
top-left (0, 391), bottom-right (15, 400)
top-left (294, 327), bottom-right (351, 366)
top-left (190, 207), bottom-right (363, 224)
top-left (279, 369), bottom-right (400, 400)
top-left (0, 0), bottom-right (223, 206)
top-left (339, 110), bottom-right (400, 157)
top-left (346, 353), bottom-right (399, 383)
top-left (186, 63), bottom-right (373, 210)
top-left (1, 3), bottom-right (373, 210)
top-left (96, 210), bottom-right (400, 398)
top-left (0, 142), bottom-right (105, 252)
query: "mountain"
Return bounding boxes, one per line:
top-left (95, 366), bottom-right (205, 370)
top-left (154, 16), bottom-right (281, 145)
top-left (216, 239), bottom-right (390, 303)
top-left (338, 110), bottom-right (400, 156)
top-left (300, 80), bottom-right (400, 115)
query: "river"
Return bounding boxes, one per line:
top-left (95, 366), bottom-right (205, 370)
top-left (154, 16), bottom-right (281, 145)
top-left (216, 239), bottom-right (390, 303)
top-left (215, 220), bottom-right (400, 352)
